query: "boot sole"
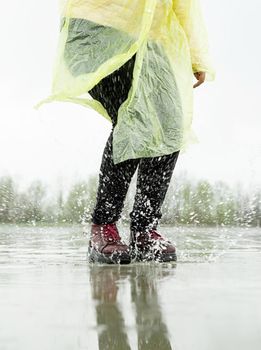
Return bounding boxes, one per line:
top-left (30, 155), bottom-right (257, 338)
top-left (88, 248), bottom-right (131, 265)
top-left (157, 252), bottom-right (177, 263)
top-left (131, 251), bottom-right (177, 263)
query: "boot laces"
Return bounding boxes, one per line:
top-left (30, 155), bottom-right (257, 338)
top-left (103, 224), bottom-right (121, 242)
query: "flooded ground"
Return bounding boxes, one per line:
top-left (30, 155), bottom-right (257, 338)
top-left (0, 225), bottom-right (260, 350)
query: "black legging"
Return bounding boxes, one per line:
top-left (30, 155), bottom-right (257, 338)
top-left (88, 54), bottom-right (179, 232)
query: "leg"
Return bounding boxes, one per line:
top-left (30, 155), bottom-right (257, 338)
top-left (92, 131), bottom-right (139, 224)
top-left (129, 151), bottom-right (179, 262)
top-left (130, 151), bottom-right (180, 232)
top-left (89, 54), bottom-right (136, 128)
top-left (88, 54), bottom-right (138, 224)
top-left (87, 54), bottom-right (137, 264)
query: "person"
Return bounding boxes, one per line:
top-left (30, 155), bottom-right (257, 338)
top-left (87, 53), bottom-right (181, 264)
top-left (36, 0), bottom-right (215, 264)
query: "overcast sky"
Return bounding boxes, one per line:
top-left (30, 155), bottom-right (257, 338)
top-left (0, 0), bottom-right (260, 192)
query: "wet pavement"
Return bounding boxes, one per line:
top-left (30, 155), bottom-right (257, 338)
top-left (0, 225), bottom-right (261, 350)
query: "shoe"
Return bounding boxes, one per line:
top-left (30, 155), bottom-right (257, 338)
top-left (88, 223), bottom-right (131, 264)
top-left (130, 229), bottom-right (177, 262)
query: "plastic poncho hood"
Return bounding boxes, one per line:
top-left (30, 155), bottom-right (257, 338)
top-left (36, 0), bottom-right (215, 164)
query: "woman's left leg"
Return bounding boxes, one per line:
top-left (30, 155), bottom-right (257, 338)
top-left (130, 150), bottom-right (180, 261)
top-left (130, 151), bottom-right (180, 232)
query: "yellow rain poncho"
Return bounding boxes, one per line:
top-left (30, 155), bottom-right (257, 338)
top-left (36, 0), bottom-right (215, 164)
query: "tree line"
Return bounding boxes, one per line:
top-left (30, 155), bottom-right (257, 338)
top-left (0, 175), bottom-right (260, 227)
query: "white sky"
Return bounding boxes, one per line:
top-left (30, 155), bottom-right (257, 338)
top-left (0, 0), bottom-right (260, 191)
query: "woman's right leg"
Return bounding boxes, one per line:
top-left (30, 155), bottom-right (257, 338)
top-left (92, 131), bottom-right (139, 225)
top-left (89, 54), bottom-right (138, 224)
top-left (87, 54), bottom-right (137, 263)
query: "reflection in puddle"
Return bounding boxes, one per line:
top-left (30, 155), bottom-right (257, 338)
top-left (90, 264), bottom-right (175, 349)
